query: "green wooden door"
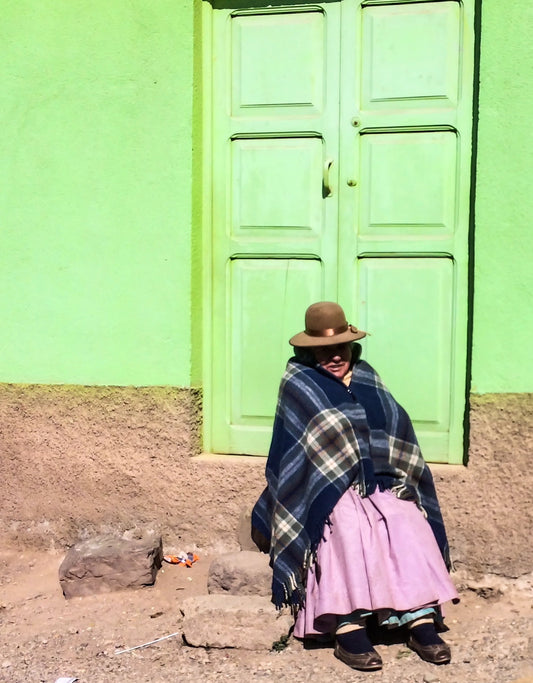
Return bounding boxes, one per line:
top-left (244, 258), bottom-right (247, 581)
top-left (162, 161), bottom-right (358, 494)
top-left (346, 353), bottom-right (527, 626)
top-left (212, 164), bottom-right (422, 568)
top-left (209, 3), bottom-right (342, 455)
top-left (206, 0), bottom-right (474, 462)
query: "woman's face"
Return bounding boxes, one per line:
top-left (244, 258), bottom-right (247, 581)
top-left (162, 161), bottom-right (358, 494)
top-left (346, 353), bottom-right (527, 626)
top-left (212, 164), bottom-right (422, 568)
top-left (311, 342), bottom-right (352, 379)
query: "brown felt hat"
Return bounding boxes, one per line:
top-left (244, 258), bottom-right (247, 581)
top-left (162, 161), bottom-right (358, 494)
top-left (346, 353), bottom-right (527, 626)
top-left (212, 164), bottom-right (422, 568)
top-left (289, 301), bottom-right (367, 347)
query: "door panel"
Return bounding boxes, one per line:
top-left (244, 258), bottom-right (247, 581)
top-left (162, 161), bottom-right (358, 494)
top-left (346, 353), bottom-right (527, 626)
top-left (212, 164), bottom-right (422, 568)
top-left (338, 0), bottom-right (473, 462)
top-left (357, 257), bottom-right (453, 457)
top-left (359, 130), bottom-right (458, 240)
top-left (228, 258), bottom-right (322, 453)
top-left (211, 3), bottom-right (341, 454)
top-left (361, 2), bottom-right (461, 109)
top-left (231, 136), bottom-right (325, 238)
top-left (231, 11), bottom-right (325, 115)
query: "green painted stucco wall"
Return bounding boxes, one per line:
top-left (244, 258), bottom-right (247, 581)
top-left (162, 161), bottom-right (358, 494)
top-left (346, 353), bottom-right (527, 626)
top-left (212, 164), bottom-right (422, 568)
top-left (0, 1), bottom-right (196, 386)
top-left (0, 0), bottom-right (531, 394)
top-left (471, 0), bottom-right (533, 393)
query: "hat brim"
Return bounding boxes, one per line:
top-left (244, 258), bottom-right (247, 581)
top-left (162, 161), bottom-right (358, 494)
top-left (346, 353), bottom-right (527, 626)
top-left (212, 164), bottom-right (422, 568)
top-left (289, 327), bottom-right (366, 347)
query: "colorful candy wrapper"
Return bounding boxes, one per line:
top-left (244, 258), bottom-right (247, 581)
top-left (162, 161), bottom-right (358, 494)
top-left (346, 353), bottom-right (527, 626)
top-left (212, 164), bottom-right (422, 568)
top-left (163, 551), bottom-right (199, 567)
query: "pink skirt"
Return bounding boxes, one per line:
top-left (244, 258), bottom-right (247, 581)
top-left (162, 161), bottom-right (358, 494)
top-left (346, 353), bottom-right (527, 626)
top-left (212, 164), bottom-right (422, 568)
top-left (294, 487), bottom-right (458, 637)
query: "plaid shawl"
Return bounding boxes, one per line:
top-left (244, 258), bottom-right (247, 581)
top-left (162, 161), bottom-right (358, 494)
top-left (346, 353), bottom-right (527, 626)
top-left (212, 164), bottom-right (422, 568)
top-left (251, 357), bottom-right (451, 609)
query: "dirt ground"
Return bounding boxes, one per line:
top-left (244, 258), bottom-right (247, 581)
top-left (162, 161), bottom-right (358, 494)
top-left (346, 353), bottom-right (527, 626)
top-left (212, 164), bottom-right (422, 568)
top-left (0, 385), bottom-right (532, 681)
top-left (0, 548), bottom-right (532, 683)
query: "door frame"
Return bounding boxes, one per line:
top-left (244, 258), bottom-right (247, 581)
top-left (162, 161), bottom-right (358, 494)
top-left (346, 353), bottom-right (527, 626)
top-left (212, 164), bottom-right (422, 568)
top-left (200, 0), bottom-right (215, 453)
top-left (199, 0), bottom-right (478, 462)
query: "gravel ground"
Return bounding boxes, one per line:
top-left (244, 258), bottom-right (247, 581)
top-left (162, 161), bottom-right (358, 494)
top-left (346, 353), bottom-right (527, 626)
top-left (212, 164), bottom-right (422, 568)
top-left (1, 550), bottom-right (532, 683)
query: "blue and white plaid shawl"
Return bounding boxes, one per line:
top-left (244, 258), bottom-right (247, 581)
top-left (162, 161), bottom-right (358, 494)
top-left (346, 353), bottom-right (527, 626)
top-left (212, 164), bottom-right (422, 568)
top-left (251, 358), bottom-right (451, 608)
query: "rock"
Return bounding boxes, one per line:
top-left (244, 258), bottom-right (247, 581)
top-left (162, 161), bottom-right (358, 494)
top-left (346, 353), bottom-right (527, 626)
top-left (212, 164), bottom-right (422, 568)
top-left (237, 505), bottom-right (258, 552)
top-left (181, 594), bottom-right (293, 650)
top-left (207, 551), bottom-right (271, 597)
top-left (59, 532), bottom-right (162, 599)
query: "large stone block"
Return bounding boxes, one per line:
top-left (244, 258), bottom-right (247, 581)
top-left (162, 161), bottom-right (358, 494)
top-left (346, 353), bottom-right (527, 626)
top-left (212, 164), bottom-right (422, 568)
top-left (181, 594), bottom-right (292, 650)
top-left (208, 551), bottom-right (271, 597)
top-left (59, 532), bottom-right (162, 599)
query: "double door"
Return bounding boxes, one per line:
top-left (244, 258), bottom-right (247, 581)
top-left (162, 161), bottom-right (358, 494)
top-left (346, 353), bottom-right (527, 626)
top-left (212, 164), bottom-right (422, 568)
top-left (207, 0), bottom-right (474, 462)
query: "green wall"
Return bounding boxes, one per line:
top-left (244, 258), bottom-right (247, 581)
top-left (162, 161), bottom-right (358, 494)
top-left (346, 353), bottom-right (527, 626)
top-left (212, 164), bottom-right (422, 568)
top-left (471, 0), bottom-right (533, 393)
top-left (0, 1), bottom-right (195, 386)
top-left (1, 0), bottom-right (532, 394)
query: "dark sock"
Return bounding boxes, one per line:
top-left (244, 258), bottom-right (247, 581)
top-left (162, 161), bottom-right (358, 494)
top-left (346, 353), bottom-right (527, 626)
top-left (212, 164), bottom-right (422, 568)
top-left (409, 622), bottom-right (444, 646)
top-left (336, 628), bottom-right (374, 655)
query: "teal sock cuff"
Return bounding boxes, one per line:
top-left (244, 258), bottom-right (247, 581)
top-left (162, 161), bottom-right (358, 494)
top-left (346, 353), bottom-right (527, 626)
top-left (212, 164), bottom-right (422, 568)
top-left (337, 610), bottom-right (371, 630)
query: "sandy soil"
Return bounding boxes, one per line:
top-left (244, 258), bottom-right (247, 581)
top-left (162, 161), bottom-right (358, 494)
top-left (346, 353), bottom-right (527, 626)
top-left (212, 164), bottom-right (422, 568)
top-left (0, 548), bottom-right (532, 683)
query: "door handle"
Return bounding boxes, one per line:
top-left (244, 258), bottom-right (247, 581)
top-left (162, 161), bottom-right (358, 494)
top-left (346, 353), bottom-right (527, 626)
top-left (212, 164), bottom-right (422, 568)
top-left (323, 158), bottom-right (334, 198)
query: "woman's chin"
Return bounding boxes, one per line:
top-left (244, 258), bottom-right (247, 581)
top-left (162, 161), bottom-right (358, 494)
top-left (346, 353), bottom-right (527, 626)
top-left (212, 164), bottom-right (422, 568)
top-left (326, 365), bottom-right (349, 379)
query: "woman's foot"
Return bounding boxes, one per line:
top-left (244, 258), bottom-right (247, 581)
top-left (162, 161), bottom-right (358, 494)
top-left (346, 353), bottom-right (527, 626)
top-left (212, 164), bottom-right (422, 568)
top-left (407, 622), bottom-right (451, 665)
top-left (334, 629), bottom-right (382, 671)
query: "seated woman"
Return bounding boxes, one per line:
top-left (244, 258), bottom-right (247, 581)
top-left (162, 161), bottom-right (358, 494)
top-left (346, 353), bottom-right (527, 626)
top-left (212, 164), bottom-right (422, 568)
top-left (251, 301), bottom-right (458, 672)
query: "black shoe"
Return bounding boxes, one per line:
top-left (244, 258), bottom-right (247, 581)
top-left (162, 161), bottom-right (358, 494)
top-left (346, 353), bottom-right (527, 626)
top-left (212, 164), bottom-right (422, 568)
top-left (334, 641), bottom-right (383, 671)
top-left (407, 632), bottom-right (451, 665)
